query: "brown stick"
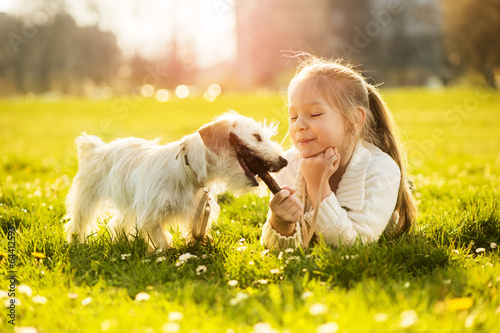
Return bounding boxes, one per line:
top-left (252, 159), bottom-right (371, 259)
top-left (258, 171), bottom-right (281, 194)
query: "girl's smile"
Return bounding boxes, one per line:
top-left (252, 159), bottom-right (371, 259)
top-left (297, 138), bottom-right (315, 145)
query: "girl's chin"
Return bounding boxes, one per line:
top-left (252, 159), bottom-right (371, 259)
top-left (297, 148), bottom-right (324, 158)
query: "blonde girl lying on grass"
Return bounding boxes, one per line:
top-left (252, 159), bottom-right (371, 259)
top-left (261, 55), bottom-right (417, 250)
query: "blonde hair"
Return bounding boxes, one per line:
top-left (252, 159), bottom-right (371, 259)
top-left (288, 55), bottom-right (417, 234)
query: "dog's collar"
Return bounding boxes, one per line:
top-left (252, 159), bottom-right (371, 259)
top-left (176, 143), bottom-right (206, 188)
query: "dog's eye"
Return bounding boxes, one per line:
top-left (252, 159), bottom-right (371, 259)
top-left (253, 134), bottom-right (262, 142)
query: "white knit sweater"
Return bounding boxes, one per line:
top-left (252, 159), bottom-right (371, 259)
top-left (261, 141), bottom-right (401, 250)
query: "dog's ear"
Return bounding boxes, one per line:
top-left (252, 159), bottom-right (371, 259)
top-left (198, 119), bottom-right (233, 155)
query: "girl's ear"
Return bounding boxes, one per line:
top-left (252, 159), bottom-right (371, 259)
top-left (354, 106), bottom-right (367, 133)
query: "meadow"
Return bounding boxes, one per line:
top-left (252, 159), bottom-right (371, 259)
top-left (0, 87), bottom-right (499, 332)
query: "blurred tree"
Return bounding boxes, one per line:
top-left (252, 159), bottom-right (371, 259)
top-left (0, 13), bottom-right (21, 94)
top-left (369, 0), bottom-right (444, 86)
top-left (127, 42), bottom-right (198, 91)
top-left (0, 10), bottom-right (121, 94)
top-left (443, 0), bottom-right (500, 86)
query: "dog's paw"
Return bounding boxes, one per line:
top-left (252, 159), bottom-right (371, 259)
top-left (189, 233), bottom-right (213, 246)
top-left (67, 232), bottom-right (81, 243)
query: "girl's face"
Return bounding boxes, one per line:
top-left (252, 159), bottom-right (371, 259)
top-left (288, 83), bottom-right (351, 160)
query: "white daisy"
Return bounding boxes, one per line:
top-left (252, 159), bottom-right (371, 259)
top-left (135, 292), bottom-right (150, 302)
top-left (18, 284), bottom-right (33, 297)
top-left (196, 265), bottom-right (207, 275)
top-left (81, 297), bottom-right (92, 306)
top-left (168, 311), bottom-right (184, 321)
top-left (32, 295), bottom-right (47, 304)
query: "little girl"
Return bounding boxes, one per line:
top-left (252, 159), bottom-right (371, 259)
top-left (261, 56), bottom-right (417, 249)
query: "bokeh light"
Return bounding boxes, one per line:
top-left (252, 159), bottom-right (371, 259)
top-left (175, 85), bottom-right (189, 98)
top-left (100, 87), bottom-right (113, 99)
top-left (141, 84), bottom-right (155, 98)
top-left (203, 83), bottom-right (221, 102)
top-left (203, 90), bottom-right (216, 103)
top-left (208, 83), bottom-right (222, 97)
top-left (155, 89), bottom-right (169, 102)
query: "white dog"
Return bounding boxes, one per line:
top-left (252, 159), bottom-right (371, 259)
top-left (64, 111), bottom-right (287, 250)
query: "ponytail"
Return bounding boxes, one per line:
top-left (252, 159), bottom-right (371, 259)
top-left (364, 83), bottom-right (418, 234)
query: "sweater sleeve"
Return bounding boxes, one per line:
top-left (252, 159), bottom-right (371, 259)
top-left (304, 156), bottom-right (401, 246)
top-left (260, 220), bottom-right (302, 249)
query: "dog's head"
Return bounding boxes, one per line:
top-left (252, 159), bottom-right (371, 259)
top-left (198, 111), bottom-right (287, 190)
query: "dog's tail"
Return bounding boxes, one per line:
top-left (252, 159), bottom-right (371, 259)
top-left (65, 133), bottom-right (106, 243)
top-left (75, 133), bottom-right (104, 160)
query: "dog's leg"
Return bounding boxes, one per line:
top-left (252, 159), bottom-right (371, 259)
top-left (64, 177), bottom-right (103, 242)
top-left (121, 213), bottom-right (138, 240)
top-left (107, 210), bottom-right (137, 240)
top-left (142, 222), bottom-right (172, 251)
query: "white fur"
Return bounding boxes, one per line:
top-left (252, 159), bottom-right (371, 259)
top-left (64, 112), bottom-right (286, 250)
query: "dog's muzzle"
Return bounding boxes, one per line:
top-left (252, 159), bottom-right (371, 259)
top-left (229, 132), bottom-right (287, 186)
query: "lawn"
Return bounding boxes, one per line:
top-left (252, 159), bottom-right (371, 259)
top-left (1, 87), bottom-right (499, 332)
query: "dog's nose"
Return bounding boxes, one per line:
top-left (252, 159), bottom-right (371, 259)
top-left (279, 156), bottom-right (288, 168)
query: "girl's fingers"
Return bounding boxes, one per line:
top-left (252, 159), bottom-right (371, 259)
top-left (290, 204), bottom-right (303, 220)
top-left (271, 188), bottom-right (302, 218)
top-left (283, 201), bottom-right (302, 222)
top-left (281, 185), bottom-right (296, 195)
top-left (325, 147), bottom-right (335, 159)
top-left (334, 148), bottom-right (341, 165)
top-left (272, 188), bottom-right (291, 204)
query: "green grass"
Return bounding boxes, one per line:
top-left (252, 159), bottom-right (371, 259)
top-left (1, 88), bottom-right (499, 332)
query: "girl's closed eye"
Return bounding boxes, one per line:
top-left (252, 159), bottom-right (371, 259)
top-left (309, 105), bottom-right (325, 118)
top-left (288, 107), bottom-right (298, 121)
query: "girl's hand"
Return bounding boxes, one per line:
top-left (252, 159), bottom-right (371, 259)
top-left (269, 185), bottom-right (303, 236)
top-left (300, 147), bottom-right (341, 206)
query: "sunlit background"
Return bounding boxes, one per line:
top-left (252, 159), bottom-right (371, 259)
top-left (0, 0), bottom-right (498, 100)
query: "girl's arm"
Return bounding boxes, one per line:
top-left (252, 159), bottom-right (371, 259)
top-left (300, 147), bottom-right (339, 208)
top-left (304, 154), bottom-right (400, 245)
top-left (261, 219), bottom-right (302, 250)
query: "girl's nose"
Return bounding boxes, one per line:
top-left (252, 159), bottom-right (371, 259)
top-left (294, 116), bottom-right (307, 131)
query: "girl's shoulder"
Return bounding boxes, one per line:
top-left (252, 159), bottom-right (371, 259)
top-left (361, 141), bottom-right (401, 178)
